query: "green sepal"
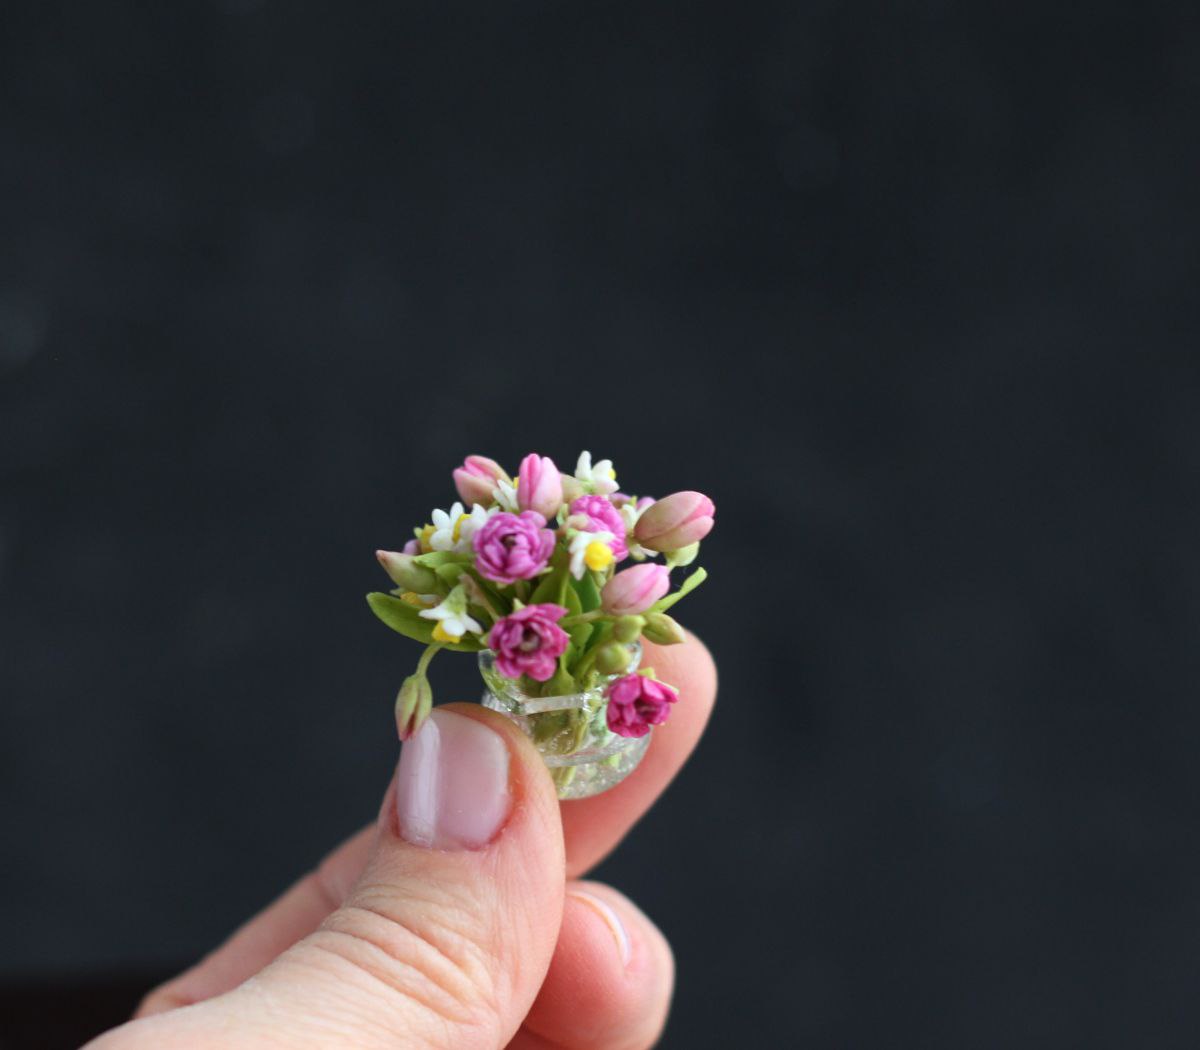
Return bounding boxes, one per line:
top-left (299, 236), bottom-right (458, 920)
top-left (650, 567), bottom-right (707, 613)
top-left (366, 593), bottom-right (482, 652)
top-left (665, 542), bottom-right (700, 569)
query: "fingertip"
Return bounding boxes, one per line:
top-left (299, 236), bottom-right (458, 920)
top-left (523, 880), bottom-right (674, 1050)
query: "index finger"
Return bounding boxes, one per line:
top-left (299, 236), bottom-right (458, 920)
top-left (562, 631), bottom-right (717, 877)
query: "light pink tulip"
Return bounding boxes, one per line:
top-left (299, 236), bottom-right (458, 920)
top-left (517, 453), bottom-right (564, 519)
top-left (634, 491), bottom-right (715, 552)
top-left (601, 564), bottom-right (670, 616)
top-left (453, 455), bottom-right (507, 506)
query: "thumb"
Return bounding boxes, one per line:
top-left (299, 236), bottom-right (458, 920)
top-left (96, 704), bottom-right (565, 1050)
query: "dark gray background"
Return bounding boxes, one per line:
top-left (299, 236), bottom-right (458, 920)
top-left (3, 2), bottom-right (1200, 1047)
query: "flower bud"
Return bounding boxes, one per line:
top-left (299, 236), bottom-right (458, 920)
top-left (394, 674), bottom-right (433, 740)
top-left (634, 491), bottom-right (715, 552)
top-left (452, 454), bottom-right (507, 507)
top-left (613, 614), bottom-right (645, 643)
top-left (595, 642), bottom-right (632, 674)
top-left (517, 453), bottom-right (564, 519)
top-left (601, 563), bottom-right (670, 616)
top-left (376, 550), bottom-right (439, 593)
top-left (642, 611), bottom-right (686, 645)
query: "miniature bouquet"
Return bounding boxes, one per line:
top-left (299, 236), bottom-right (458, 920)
top-left (369, 452), bottom-right (715, 799)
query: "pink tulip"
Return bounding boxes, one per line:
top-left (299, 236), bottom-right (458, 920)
top-left (601, 564), bottom-right (670, 616)
top-left (453, 455), bottom-right (507, 506)
top-left (517, 453), bottom-right (564, 519)
top-left (605, 674), bottom-right (679, 737)
top-left (634, 491), bottom-right (715, 552)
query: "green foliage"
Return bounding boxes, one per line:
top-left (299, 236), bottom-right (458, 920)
top-left (650, 566), bottom-right (707, 613)
top-left (366, 593), bottom-right (482, 651)
top-left (572, 571), bottom-right (602, 612)
top-left (412, 551), bottom-right (473, 568)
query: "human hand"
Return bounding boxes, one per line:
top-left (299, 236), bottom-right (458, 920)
top-left (86, 636), bottom-right (716, 1049)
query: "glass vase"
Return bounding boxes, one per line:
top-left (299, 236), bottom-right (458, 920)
top-left (478, 644), bottom-right (651, 800)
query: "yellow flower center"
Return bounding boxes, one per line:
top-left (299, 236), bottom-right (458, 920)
top-left (431, 621), bottom-right (462, 643)
top-left (418, 524), bottom-right (436, 553)
top-left (452, 513), bottom-right (471, 542)
top-left (584, 540), bottom-right (614, 572)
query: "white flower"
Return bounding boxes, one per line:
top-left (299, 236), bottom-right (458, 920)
top-left (574, 450), bottom-right (619, 496)
top-left (492, 476), bottom-right (519, 511)
top-left (428, 502), bottom-right (465, 552)
top-left (456, 503), bottom-right (496, 550)
top-left (419, 585), bottom-right (482, 644)
top-left (568, 528), bottom-right (615, 579)
top-left (618, 501), bottom-right (657, 561)
top-left (429, 502), bottom-right (495, 553)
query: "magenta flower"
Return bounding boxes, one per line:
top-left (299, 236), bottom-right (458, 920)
top-left (473, 510), bottom-right (556, 584)
top-left (569, 495), bottom-right (628, 560)
top-left (634, 491), bottom-right (714, 552)
top-left (601, 564), bottom-right (670, 616)
top-left (488, 603), bottom-right (570, 682)
top-left (453, 454), bottom-right (507, 507)
top-left (517, 453), bottom-right (564, 519)
top-left (605, 674), bottom-right (679, 737)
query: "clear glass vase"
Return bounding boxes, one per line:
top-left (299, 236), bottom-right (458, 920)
top-left (478, 644), bottom-right (651, 800)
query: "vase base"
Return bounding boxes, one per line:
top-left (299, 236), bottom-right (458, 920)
top-left (480, 692), bottom-right (652, 799)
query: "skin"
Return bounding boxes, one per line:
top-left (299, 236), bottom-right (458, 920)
top-left (86, 634), bottom-right (717, 1050)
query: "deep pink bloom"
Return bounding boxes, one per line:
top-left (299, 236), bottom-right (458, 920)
top-left (568, 495), bottom-right (628, 561)
top-left (517, 453), bottom-right (564, 519)
top-left (633, 491), bottom-right (714, 552)
top-left (488, 603), bottom-right (570, 682)
top-left (605, 674), bottom-right (679, 737)
top-left (473, 510), bottom-right (556, 584)
top-left (601, 564), bottom-right (670, 616)
top-left (453, 455), bottom-right (507, 506)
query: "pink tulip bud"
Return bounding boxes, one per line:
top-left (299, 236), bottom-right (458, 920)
top-left (517, 453), bottom-right (564, 519)
top-left (453, 455), bottom-right (507, 507)
top-left (633, 491), bottom-right (715, 552)
top-left (601, 563), bottom-right (670, 616)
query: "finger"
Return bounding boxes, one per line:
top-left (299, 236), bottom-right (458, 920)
top-left (90, 704), bottom-right (565, 1050)
top-left (135, 634), bottom-right (715, 1016)
top-left (136, 826), bottom-right (375, 1016)
top-left (561, 632), bottom-right (717, 876)
top-left (512, 880), bottom-right (674, 1050)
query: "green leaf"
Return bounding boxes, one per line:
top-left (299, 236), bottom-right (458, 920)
top-left (562, 584), bottom-right (593, 656)
top-left (530, 563), bottom-right (568, 607)
top-left (434, 562), bottom-right (467, 586)
top-left (572, 571), bottom-right (601, 613)
top-left (650, 566), bottom-right (708, 614)
top-left (463, 568), bottom-right (512, 615)
top-left (365, 593), bottom-right (481, 652)
top-left (412, 551), bottom-right (473, 568)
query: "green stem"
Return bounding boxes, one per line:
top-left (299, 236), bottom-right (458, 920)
top-left (561, 610), bottom-right (605, 627)
top-left (415, 643), bottom-right (443, 677)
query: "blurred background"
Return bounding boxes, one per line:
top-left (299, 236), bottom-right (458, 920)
top-left (3, 2), bottom-right (1200, 1047)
